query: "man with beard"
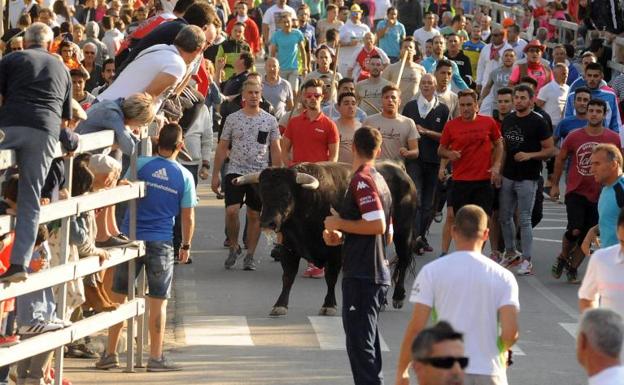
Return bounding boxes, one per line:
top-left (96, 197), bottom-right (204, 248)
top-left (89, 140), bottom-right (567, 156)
top-left (356, 55), bottom-right (392, 116)
top-left (445, 33), bottom-right (472, 88)
top-left (550, 99), bottom-right (620, 283)
top-left (382, 37), bottom-right (426, 110)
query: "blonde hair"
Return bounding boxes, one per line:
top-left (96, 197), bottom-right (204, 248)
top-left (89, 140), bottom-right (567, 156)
top-left (121, 93), bottom-right (155, 125)
top-left (593, 143), bottom-right (623, 170)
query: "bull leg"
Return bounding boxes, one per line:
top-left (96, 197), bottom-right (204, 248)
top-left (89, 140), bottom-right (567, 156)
top-left (319, 252), bottom-right (341, 316)
top-left (270, 252), bottom-right (300, 316)
top-left (391, 231), bottom-right (412, 309)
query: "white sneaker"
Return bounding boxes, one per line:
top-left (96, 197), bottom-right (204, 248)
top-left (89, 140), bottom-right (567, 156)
top-left (516, 260), bottom-right (533, 275)
top-left (499, 251), bottom-right (521, 268)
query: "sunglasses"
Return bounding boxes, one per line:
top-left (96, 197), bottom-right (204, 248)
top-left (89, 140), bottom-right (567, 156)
top-left (418, 356), bottom-right (469, 369)
top-left (305, 92), bottom-right (323, 98)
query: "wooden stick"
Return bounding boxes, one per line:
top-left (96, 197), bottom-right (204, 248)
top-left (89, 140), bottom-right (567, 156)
top-left (328, 42), bottom-right (341, 118)
top-left (359, 98), bottom-right (381, 114)
top-left (395, 49), bottom-right (409, 86)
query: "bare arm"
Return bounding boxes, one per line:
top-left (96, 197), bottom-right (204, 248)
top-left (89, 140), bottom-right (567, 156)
top-left (330, 217), bottom-right (386, 235)
top-left (144, 72), bottom-right (179, 99)
top-left (395, 303), bottom-right (431, 384)
top-left (270, 43), bottom-right (277, 58)
top-left (402, 138), bottom-right (419, 159)
top-left (211, 139), bottom-right (231, 194)
top-left (179, 207), bottom-right (195, 263)
top-left (498, 305), bottom-right (519, 351)
top-left (299, 41), bottom-right (310, 72)
top-left (491, 138), bottom-right (504, 172)
top-left (270, 139), bottom-right (283, 167)
top-left (480, 78), bottom-right (493, 103)
top-left (262, 24), bottom-right (270, 44)
top-left (438, 143), bottom-right (461, 161)
top-left (579, 298), bottom-right (598, 313)
top-left (328, 142), bottom-right (339, 162)
top-left (517, 137), bottom-right (555, 161)
top-left (281, 136), bottom-right (292, 166)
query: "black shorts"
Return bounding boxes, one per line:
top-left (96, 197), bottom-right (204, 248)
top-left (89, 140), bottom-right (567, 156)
top-left (448, 180), bottom-right (494, 216)
top-left (565, 192), bottom-right (598, 233)
top-left (224, 173), bottom-right (262, 211)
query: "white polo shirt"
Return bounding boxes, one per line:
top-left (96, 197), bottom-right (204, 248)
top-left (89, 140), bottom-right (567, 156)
top-left (410, 250), bottom-right (520, 378)
top-left (578, 244), bottom-right (624, 318)
top-left (537, 80), bottom-right (569, 127)
top-left (589, 366), bottom-right (624, 385)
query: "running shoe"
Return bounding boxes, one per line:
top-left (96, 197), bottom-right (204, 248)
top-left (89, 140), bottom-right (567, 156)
top-left (303, 263), bottom-right (325, 278)
top-left (18, 320), bottom-right (64, 335)
top-left (0, 335), bottom-right (20, 347)
top-left (516, 260), bottom-right (533, 275)
top-left (224, 247), bottom-right (242, 269)
top-left (566, 268), bottom-right (580, 284)
top-left (95, 353), bottom-right (119, 370)
top-left (500, 251), bottom-right (522, 268)
top-left (551, 256), bottom-right (567, 279)
top-left (489, 251), bottom-right (502, 263)
top-left (243, 255), bottom-right (256, 271)
top-left (147, 355), bottom-right (182, 372)
top-left (0, 264), bottom-right (28, 283)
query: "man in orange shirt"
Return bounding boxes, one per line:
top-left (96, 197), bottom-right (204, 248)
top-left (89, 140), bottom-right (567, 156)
top-left (282, 78), bottom-right (339, 277)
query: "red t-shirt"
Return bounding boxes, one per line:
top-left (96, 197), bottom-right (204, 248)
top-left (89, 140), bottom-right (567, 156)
top-left (561, 128), bottom-right (621, 202)
top-left (356, 47), bottom-right (382, 81)
top-left (284, 111), bottom-right (339, 165)
top-left (440, 115), bottom-right (502, 181)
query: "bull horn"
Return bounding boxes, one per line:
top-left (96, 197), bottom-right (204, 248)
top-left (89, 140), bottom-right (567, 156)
top-left (233, 172), bottom-right (261, 185)
top-left (295, 173), bottom-right (319, 190)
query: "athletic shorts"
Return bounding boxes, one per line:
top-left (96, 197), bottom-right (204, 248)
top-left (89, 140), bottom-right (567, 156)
top-left (224, 173), bottom-right (262, 211)
top-left (112, 240), bottom-right (174, 299)
top-left (448, 180), bottom-right (494, 216)
top-left (565, 192), bottom-right (598, 232)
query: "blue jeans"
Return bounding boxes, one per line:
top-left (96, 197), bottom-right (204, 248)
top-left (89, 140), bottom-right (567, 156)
top-left (499, 177), bottom-right (538, 259)
top-left (407, 160), bottom-right (439, 238)
top-left (112, 240), bottom-right (175, 299)
top-left (0, 126), bottom-right (56, 267)
top-left (16, 287), bottom-right (57, 327)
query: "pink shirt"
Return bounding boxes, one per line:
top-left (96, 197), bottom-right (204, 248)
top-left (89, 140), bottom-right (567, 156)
top-left (509, 62), bottom-right (553, 93)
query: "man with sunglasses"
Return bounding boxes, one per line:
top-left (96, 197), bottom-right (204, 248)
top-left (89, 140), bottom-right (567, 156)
top-left (395, 204), bottom-right (519, 385)
top-left (282, 78), bottom-right (339, 278)
top-left (412, 321), bottom-right (467, 385)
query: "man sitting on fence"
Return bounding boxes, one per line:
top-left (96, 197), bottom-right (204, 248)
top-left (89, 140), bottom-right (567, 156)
top-left (96, 123), bottom-right (197, 372)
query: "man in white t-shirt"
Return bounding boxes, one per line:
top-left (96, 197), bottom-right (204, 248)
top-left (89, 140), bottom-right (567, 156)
top-left (98, 25), bottom-right (206, 111)
top-left (338, 4), bottom-right (370, 75)
top-left (412, 11), bottom-right (440, 54)
top-left (536, 63), bottom-right (569, 127)
top-left (395, 204), bottom-right (520, 385)
top-left (261, 0), bottom-right (296, 42)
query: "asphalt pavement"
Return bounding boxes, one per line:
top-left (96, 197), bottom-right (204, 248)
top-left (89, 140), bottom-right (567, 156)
top-left (65, 183), bottom-right (590, 385)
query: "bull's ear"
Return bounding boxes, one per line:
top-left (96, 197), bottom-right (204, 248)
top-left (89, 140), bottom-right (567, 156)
top-left (233, 172), bottom-right (261, 185)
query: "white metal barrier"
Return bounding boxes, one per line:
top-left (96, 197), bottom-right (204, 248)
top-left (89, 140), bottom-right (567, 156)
top-left (474, 0), bottom-right (525, 23)
top-left (0, 130), bottom-right (148, 382)
top-left (608, 36), bottom-right (624, 76)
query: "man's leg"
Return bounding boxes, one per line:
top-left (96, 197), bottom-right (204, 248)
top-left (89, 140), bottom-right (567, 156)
top-left (243, 208), bottom-right (261, 270)
top-left (406, 160), bottom-right (425, 240)
top-left (224, 174), bottom-right (244, 268)
top-left (419, 163), bottom-right (439, 239)
top-left (498, 177), bottom-right (521, 266)
top-left (515, 180), bottom-right (537, 262)
top-left (148, 297), bottom-right (167, 359)
top-left (105, 291), bottom-right (128, 355)
top-left (1, 127), bottom-right (56, 281)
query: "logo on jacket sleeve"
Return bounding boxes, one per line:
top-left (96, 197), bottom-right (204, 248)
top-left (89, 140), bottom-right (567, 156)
top-left (152, 168), bottom-right (169, 181)
top-left (356, 181), bottom-right (369, 190)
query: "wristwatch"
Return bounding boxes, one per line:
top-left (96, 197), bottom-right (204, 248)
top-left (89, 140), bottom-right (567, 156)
top-left (180, 244), bottom-right (191, 250)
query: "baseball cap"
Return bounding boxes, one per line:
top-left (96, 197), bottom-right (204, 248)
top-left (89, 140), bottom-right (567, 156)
top-left (88, 154), bottom-right (121, 175)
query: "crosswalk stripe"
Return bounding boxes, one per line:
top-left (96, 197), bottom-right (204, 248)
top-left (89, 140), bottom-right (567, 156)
top-left (308, 316), bottom-right (390, 352)
top-left (182, 316), bottom-right (254, 346)
top-left (559, 322), bottom-right (578, 338)
top-left (511, 345), bottom-right (526, 356)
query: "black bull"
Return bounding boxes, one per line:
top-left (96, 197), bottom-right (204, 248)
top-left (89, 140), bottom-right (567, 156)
top-left (233, 161), bottom-right (418, 316)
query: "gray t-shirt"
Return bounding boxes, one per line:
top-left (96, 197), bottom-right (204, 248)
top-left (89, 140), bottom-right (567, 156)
top-left (221, 109), bottom-right (280, 175)
top-left (262, 77), bottom-right (293, 121)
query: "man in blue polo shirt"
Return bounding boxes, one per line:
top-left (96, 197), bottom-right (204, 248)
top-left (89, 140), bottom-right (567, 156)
top-left (323, 126), bottom-right (393, 385)
top-left (582, 143), bottom-right (624, 255)
top-left (555, 87), bottom-right (591, 142)
top-left (96, 123), bottom-right (197, 372)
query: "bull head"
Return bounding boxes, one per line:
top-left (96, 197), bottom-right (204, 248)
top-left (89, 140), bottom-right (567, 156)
top-left (234, 169), bottom-right (320, 232)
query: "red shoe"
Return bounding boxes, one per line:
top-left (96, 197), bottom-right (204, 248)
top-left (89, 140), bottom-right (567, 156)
top-left (303, 263), bottom-right (325, 278)
top-left (303, 264), bottom-right (314, 278)
top-left (0, 335), bottom-right (19, 347)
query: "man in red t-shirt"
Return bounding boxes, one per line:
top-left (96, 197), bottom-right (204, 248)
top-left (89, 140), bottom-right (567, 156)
top-left (226, 2), bottom-right (262, 55)
top-left (282, 78), bottom-right (339, 277)
top-left (439, 88), bottom-right (503, 217)
top-left (549, 99), bottom-right (622, 283)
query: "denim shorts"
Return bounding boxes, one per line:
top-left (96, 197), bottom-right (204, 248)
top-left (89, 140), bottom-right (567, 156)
top-left (112, 240), bottom-right (174, 299)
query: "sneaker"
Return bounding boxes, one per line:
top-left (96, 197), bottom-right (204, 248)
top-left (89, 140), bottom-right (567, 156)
top-left (146, 355), bottom-right (182, 372)
top-left (551, 257), bottom-right (568, 280)
top-left (223, 239), bottom-right (231, 248)
top-left (243, 255), bottom-right (256, 271)
top-left (0, 264), bottom-right (28, 283)
top-left (95, 237), bottom-right (133, 249)
top-left (0, 335), bottom-right (20, 347)
top-left (224, 247), bottom-right (242, 269)
top-left (566, 268), bottom-right (580, 284)
top-left (500, 251), bottom-right (521, 268)
top-left (307, 265), bottom-right (325, 279)
top-left (65, 343), bottom-right (99, 359)
top-left (433, 211), bottom-right (443, 223)
top-left (18, 320), bottom-right (64, 335)
top-left (516, 260), bottom-right (533, 275)
top-left (115, 233), bottom-right (130, 241)
top-left (489, 251), bottom-right (502, 263)
top-left (95, 352), bottom-right (119, 370)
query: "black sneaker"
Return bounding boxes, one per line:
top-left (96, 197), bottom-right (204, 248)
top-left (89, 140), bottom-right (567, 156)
top-left (147, 355), bottom-right (182, 372)
top-left (0, 264), bottom-right (28, 283)
top-left (551, 257), bottom-right (567, 280)
top-left (224, 247), bottom-right (242, 269)
top-left (96, 237), bottom-right (132, 248)
top-left (566, 268), bottom-right (579, 284)
top-left (65, 343), bottom-right (100, 359)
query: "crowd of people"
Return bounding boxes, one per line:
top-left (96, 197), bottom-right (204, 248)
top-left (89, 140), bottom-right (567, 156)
top-left (0, 0), bottom-right (621, 384)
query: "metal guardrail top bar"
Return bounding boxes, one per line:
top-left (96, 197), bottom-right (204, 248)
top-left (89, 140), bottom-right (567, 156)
top-left (549, 18), bottom-right (579, 32)
top-left (474, 0), bottom-right (526, 17)
top-left (0, 130), bottom-right (115, 171)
